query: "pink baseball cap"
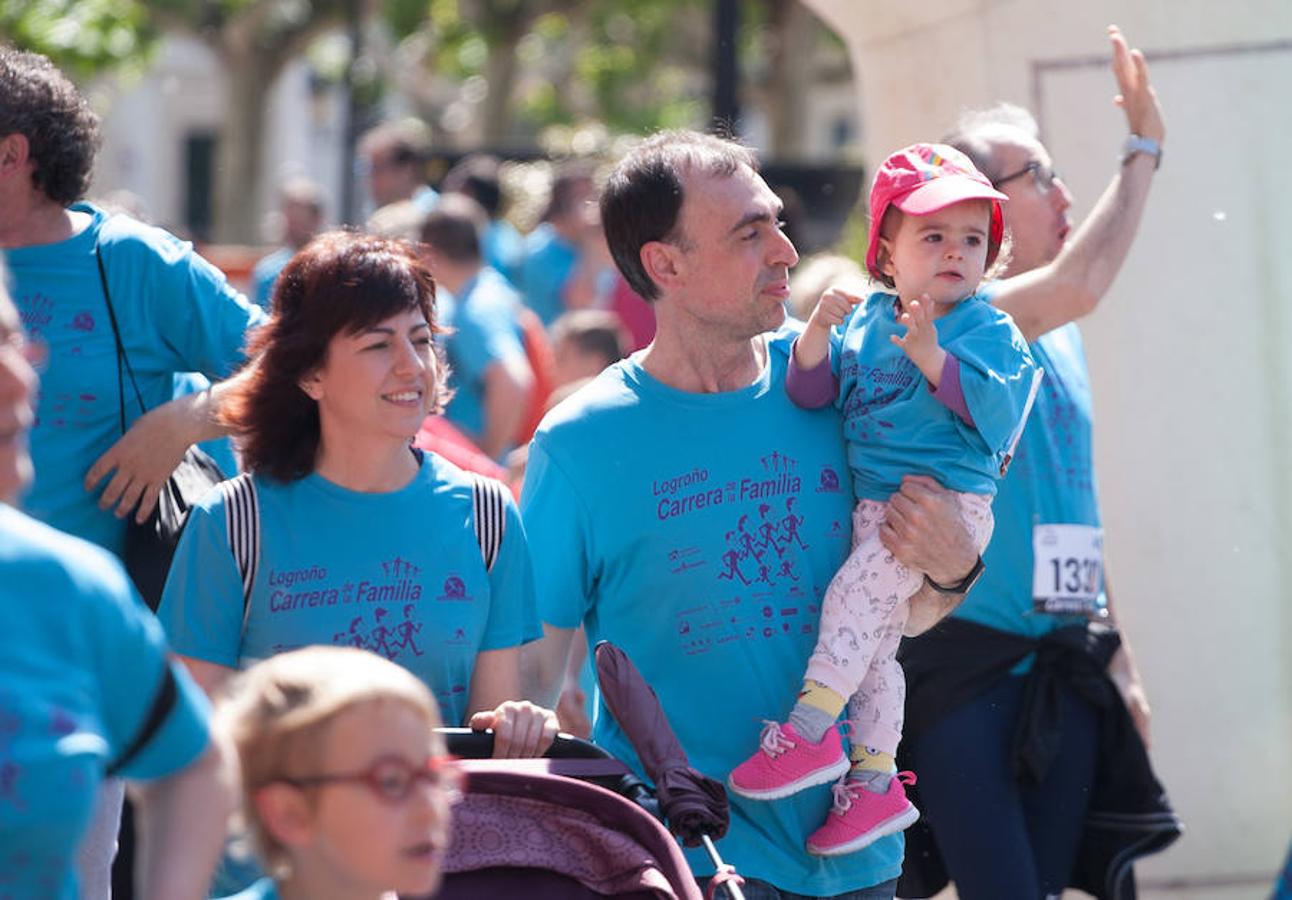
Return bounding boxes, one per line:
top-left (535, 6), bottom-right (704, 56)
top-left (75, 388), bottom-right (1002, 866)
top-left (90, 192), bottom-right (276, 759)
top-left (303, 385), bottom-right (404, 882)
top-left (865, 143), bottom-right (1007, 280)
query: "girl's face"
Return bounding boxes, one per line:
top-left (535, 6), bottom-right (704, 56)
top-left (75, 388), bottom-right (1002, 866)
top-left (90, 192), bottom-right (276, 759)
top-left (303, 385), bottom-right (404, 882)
top-left (880, 199), bottom-right (991, 308)
top-left (303, 700), bottom-right (458, 898)
top-left (300, 307), bottom-right (439, 449)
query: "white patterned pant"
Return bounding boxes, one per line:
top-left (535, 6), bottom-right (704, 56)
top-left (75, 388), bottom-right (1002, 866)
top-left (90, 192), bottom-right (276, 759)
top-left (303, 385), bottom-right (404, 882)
top-left (803, 493), bottom-right (993, 754)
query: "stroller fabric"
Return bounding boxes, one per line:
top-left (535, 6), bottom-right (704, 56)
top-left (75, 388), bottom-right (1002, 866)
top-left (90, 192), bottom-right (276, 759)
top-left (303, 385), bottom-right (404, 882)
top-left (438, 763), bottom-right (703, 900)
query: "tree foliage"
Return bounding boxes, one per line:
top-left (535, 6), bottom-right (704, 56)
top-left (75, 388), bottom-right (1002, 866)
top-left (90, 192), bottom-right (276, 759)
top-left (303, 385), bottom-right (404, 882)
top-left (0, 0), bottom-right (157, 78)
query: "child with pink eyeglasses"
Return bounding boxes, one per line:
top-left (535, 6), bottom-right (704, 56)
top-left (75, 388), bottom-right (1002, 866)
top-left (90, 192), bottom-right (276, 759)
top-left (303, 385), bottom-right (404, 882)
top-left (730, 144), bottom-right (1042, 856)
top-left (215, 646), bottom-right (463, 900)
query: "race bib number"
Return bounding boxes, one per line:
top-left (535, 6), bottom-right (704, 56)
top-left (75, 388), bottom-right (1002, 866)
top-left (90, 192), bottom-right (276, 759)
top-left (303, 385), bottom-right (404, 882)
top-left (1032, 524), bottom-right (1104, 616)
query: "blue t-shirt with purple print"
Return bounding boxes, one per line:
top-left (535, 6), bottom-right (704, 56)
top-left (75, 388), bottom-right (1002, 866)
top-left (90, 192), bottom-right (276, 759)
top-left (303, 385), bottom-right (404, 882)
top-left (5, 204), bottom-right (265, 557)
top-left (0, 506), bottom-right (210, 899)
top-left (521, 323), bottom-right (902, 896)
top-left (157, 452), bottom-right (540, 727)
top-left (825, 291), bottom-right (1040, 502)
top-left (954, 321), bottom-right (1107, 638)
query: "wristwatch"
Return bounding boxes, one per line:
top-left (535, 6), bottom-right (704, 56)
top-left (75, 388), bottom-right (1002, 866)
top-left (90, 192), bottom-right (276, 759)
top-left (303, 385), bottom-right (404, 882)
top-left (924, 555), bottom-right (985, 594)
top-left (1121, 134), bottom-right (1162, 169)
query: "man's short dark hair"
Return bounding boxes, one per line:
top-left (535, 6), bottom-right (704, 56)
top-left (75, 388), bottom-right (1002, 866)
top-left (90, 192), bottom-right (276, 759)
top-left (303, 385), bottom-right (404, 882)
top-left (551, 310), bottom-right (629, 368)
top-left (0, 48), bottom-right (101, 206)
top-left (442, 154), bottom-right (504, 217)
top-left (600, 130), bottom-right (758, 301)
top-left (420, 193), bottom-right (487, 264)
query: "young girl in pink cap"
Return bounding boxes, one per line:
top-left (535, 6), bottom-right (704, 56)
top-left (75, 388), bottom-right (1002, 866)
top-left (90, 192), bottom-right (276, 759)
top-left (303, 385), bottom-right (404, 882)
top-left (730, 143), bottom-right (1042, 856)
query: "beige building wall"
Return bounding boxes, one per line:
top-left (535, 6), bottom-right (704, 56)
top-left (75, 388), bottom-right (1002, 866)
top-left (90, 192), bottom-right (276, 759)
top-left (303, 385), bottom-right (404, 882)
top-left (804, 0), bottom-right (1292, 892)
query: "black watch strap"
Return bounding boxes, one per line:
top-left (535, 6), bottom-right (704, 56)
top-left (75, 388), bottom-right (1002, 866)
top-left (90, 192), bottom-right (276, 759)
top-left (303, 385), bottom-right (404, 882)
top-left (923, 554), bottom-right (985, 594)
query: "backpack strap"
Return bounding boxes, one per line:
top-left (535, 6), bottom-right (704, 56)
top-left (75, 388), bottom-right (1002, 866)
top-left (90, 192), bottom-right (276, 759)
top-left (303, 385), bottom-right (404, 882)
top-left (218, 473), bottom-right (260, 618)
top-left (470, 474), bottom-right (507, 573)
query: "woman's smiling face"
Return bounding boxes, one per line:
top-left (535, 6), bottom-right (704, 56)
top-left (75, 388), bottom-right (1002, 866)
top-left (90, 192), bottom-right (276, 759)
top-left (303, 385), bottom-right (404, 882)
top-left (300, 307), bottom-right (440, 448)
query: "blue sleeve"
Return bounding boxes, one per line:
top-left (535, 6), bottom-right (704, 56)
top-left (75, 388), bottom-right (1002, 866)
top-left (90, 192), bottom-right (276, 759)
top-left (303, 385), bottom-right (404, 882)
top-left (85, 551), bottom-right (211, 780)
top-left (479, 493), bottom-right (543, 649)
top-left (156, 494), bottom-right (247, 668)
top-left (519, 437), bottom-right (596, 630)
top-left (453, 312), bottom-right (524, 385)
top-left (946, 309), bottom-right (1042, 456)
top-left (105, 220), bottom-right (267, 379)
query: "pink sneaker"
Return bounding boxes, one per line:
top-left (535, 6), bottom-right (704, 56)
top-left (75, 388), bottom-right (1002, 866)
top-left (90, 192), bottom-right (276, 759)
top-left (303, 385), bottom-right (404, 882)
top-left (806, 772), bottom-right (919, 856)
top-left (727, 721), bottom-right (849, 801)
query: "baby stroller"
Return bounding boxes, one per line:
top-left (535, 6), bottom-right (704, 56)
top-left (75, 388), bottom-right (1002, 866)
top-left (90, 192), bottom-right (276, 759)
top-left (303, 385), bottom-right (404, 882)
top-left (436, 644), bottom-right (746, 900)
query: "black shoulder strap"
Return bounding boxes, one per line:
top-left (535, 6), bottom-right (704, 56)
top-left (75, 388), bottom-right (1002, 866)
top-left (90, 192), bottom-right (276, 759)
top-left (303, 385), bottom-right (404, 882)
top-left (470, 474), bottom-right (507, 572)
top-left (107, 664), bottom-right (178, 776)
top-left (219, 473), bottom-right (260, 618)
top-left (94, 232), bottom-right (147, 431)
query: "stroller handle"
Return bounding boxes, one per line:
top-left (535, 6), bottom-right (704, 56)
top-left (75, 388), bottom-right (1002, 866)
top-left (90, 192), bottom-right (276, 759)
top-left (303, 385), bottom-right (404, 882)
top-left (437, 727), bottom-right (658, 815)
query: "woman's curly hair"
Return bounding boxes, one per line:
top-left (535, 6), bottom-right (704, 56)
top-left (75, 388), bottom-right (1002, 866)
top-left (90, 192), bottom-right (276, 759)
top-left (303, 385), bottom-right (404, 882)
top-left (0, 48), bottom-right (101, 206)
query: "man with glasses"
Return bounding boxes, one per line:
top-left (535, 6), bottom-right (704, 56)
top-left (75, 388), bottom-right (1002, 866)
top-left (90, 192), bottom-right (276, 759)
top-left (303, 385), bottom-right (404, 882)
top-left (896, 25), bottom-right (1172, 899)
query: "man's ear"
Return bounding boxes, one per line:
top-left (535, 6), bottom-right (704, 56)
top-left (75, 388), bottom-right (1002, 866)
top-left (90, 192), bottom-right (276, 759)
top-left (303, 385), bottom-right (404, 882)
top-left (254, 783), bottom-right (317, 852)
top-left (640, 240), bottom-right (684, 292)
top-left (0, 133), bottom-right (31, 181)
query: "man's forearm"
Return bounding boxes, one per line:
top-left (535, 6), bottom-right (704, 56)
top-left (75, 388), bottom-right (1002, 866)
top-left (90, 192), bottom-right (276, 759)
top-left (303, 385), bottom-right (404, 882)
top-left (997, 153), bottom-right (1158, 342)
top-left (904, 581), bottom-right (967, 636)
top-left (184, 367), bottom-right (251, 444)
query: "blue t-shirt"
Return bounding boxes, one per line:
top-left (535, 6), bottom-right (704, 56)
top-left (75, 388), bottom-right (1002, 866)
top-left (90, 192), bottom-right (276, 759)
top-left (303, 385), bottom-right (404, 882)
top-left (521, 325), bottom-right (902, 895)
top-left (250, 246), bottom-right (293, 311)
top-left (483, 219), bottom-right (525, 287)
top-left (217, 876), bottom-right (278, 900)
top-left (955, 322), bottom-right (1106, 638)
top-left (520, 223), bottom-right (578, 326)
top-left (0, 505), bottom-right (211, 899)
top-left (440, 267), bottom-right (527, 447)
top-left (6, 204), bottom-right (266, 557)
top-left (832, 291), bottom-right (1039, 500)
top-left (158, 452), bottom-right (540, 726)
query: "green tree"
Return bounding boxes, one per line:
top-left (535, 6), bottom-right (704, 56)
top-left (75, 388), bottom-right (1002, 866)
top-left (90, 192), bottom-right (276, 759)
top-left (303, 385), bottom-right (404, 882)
top-left (4, 0), bottom-right (350, 242)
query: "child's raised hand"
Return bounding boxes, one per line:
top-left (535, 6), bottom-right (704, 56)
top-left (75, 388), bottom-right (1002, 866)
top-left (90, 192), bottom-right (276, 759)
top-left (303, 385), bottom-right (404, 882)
top-left (796, 286), bottom-right (862, 371)
top-left (891, 295), bottom-right (947, 385)
top-left (808, 287), bottom-right (863, 332)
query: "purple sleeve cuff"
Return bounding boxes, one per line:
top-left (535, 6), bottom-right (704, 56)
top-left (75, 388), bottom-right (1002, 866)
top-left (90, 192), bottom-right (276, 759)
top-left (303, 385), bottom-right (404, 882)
top-left (930, 353), bottom-right (975, 427)
top-left (786, 339), bottom-right (839, 409)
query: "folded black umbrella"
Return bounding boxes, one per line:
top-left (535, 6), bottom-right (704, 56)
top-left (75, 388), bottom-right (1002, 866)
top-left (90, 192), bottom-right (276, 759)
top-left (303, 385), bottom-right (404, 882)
top-left (593, 641), bottom-right (730, 846)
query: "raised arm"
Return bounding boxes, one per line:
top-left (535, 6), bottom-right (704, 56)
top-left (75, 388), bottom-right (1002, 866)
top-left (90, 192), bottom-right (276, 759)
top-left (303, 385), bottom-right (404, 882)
top-left (787, 287), bottom-right (858, 408)
top-left (993, 25), bottom-right (1164, 342)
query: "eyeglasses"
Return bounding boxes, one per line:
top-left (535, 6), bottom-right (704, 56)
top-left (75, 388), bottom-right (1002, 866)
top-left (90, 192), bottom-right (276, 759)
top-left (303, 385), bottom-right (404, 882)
top-left (991, 160), bottom-right (1062, 193)
top-left (277, 754), bottom-right (464, 805)
top-left (0, 330), bottom-right (48, 374)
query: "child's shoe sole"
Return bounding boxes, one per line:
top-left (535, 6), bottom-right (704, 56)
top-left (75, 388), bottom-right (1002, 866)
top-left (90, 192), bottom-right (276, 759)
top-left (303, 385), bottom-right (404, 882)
top-left (806, 804), bottom-right (920, 856)
top-left (728, 756), bottom-right (851, 801)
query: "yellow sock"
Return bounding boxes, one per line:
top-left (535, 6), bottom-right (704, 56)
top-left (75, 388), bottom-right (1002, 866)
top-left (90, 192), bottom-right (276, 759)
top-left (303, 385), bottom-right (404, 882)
top-left (849, 745), bottom-right (894, 772)
top-left (797, 680), bottom-right (847, 719)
